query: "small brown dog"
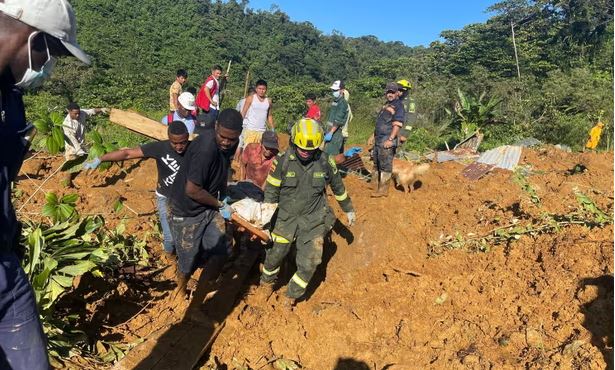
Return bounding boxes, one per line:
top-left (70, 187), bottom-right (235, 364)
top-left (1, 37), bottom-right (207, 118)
top-left (391, 159), bottom-right (430, 193)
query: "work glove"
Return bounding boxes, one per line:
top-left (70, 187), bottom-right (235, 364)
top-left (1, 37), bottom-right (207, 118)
top-left (324, 132), bottom-right (333, 142)
top-left (346, 211), bottom-right (356, 226)
top-left (344, 147), bottom-right (362, 157)
top-left (83, 157), bottom-right (102, 170)
top-left (219, 200), bottom-right (233, 220)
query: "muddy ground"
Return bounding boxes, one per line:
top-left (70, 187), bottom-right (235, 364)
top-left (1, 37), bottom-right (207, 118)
top-left (15, 146), bottom-right (614, 370)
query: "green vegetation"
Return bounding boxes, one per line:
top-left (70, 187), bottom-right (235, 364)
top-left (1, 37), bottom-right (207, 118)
top-left (21, 194), bottom-right (150, 366)
top-left (23, 0), bottom-right (612, 152)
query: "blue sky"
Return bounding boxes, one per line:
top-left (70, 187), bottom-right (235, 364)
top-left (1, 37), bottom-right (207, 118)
top-left (245, 0), bottom-right (499, 47)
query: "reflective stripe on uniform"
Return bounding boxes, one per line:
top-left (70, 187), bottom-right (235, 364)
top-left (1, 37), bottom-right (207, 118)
top-left (271, 232), bottom-right (290, 244)
top-left (262, 266), bottom-right (280, 276)
top-left (335, 191), bottom-right (348, 201)
top-left (266, 175), bottom-right (281, 187)
top-left (291, 273), bottom-right (308, 289)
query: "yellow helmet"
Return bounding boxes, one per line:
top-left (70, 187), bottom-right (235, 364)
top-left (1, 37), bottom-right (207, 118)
top-left (397, 79), bottom-right (412, 90)
top-left (292, 118), bottom-right (323, 150)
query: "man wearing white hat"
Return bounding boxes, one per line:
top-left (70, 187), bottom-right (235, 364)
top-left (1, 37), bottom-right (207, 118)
top-left (161, 91), bottom-right (197, 134)
top-left (323, 80), bottom-right (349, 156)
top-left (1, 0), bottom-right (91, 368)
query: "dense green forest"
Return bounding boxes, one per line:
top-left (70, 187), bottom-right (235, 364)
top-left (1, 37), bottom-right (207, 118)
top-left (26, 0), bottom-right (614, 151)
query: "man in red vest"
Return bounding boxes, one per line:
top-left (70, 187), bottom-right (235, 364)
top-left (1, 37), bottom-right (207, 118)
top-left (196, 64), bottom-right (223, 127)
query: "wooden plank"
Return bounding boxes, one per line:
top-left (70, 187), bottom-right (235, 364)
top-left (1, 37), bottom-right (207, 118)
top-left (109, 109), bottom-right (169, 141)
top-left (109, 109), bottom-right (198, 141)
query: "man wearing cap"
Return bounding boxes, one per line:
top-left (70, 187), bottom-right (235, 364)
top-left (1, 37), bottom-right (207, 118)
top-left (323, 80), bottom-right (349, 156)
top-left (161, 91), bottom-right (197, 134)
top-left (240, 130), bottom-right (279, 189)
top-left (370, 82), bottom-right (405, 198)
top-left (1, 0), bottom-right (91, 367)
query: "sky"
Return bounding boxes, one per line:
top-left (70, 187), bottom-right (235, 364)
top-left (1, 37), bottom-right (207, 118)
top-left (245, 0), bottom-right (500, 47)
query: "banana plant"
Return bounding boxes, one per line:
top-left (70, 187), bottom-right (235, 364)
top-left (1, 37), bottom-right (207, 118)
top-left (447, 88), bottom-right (502, 139)
top-left (33, 110), bottom-right (65, 154)
top-left (42, 192), bottom-right (79, 223)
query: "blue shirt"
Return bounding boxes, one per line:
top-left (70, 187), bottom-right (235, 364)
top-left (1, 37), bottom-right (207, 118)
top-left (161, 112), bottom-right (195, 134)
top-left (374, 98), bottom-right (405, 145)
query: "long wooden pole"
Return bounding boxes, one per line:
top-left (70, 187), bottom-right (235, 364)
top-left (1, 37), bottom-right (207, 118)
top-left (243, 69), bottom-right (250, 98)
top-left (511, 21), bottom-right (521, 80)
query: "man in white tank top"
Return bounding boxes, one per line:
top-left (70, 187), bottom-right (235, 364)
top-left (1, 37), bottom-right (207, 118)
top-left (240, 79), bottom-right (274, 147)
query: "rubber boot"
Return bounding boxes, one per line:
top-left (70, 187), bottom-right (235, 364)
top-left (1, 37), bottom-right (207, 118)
top-left (371, 170), bottom-right (380, 192)
top-left (371, 172), bottom-right (392, 198)
top-left (172, 271), bottom-right (190, 300)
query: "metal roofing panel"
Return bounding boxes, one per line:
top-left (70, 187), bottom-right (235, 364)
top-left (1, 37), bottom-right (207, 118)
top-left (477, 145), bottom-right (522, 170)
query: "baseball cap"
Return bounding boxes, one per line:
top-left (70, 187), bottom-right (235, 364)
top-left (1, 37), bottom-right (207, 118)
top-left (385, 82), bottom-right (399, 92)
top-left (0, 0), bottom-right (91, 64)
top-left (330, 80), bottom-right (345, 90)
top-left (261, 131), bottom-right (279, 150)
top-left (178, 92), bottom-right (196, 110)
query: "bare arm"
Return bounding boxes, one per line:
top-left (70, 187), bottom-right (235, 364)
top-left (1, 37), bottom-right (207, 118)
top-left (267, 98), bottom-right (274, 129)
top-left (185, 180), bottom-right (221, 208)
top-left (99, 147), bottom-right (144, 162)
top-left (171, 93), bottom-right (179, 110)
top-left (241, 95), bottom-right (253, 118)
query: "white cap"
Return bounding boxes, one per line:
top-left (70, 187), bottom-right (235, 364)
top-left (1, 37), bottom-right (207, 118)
top-left (330, 80), bottom-right (344, 90)
top-left (0, 0), bottom-right (90, 65)
top-left (178, 92), bottom-right (196, 110)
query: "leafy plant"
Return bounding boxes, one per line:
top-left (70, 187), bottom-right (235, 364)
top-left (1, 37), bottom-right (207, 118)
top-left (447, 89), bottom-right (502, 139)
top-left (33, 110), bottom-right (65, 154)
top-left (21, 205), bottom-right (150, 365)
top-left (87, 130), bottom-right (118, 171)
top-left (42, 192), bottom-right (79, 223)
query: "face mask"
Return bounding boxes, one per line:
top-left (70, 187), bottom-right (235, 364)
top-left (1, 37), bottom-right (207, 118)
top-left (332, 90), bottom-right (341, 98)
top-left (15, 32), bottom-right (57, 90)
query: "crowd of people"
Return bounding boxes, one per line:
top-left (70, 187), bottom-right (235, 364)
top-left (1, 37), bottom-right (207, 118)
top-left (0, 0), bottom-right (419, 366)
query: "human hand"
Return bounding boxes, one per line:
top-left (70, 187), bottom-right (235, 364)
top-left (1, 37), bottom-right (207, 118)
top-left (219, 201), bottom-right (233, 220)
top-left (101, 108), bottom-right (110, 114)
top-left (346, 211), bottom-right (356, 226)
top-left (83, 157), bottom-right (101, 170)
top-left (324, 132), bottom-right (333, 142)
top-left (344, 147), bottom-right (362, 157)
top-left (383, 139), bottom-right (393, 149)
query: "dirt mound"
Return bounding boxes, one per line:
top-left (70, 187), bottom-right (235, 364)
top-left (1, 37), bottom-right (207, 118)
top-left (14, 146), bottom-right (614, 369)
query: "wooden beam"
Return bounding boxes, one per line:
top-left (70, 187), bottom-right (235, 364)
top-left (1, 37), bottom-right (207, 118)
top-left (109, 109), bottom-right (197, 141)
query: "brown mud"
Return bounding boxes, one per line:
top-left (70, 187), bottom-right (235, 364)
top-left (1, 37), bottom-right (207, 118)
top-left (14, 146), bottom-right (614, 369)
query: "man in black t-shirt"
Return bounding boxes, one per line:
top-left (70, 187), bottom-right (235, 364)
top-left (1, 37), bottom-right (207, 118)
top-left (168, 109), bottom-right (242, 298)
top-left (84, 121), bottom-right (190, 255)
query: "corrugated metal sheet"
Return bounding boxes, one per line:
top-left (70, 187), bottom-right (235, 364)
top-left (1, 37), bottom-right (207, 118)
top-left (477, 145), bottom-right (522, 170)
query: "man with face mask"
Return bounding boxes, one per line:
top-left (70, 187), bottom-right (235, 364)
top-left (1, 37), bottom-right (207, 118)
top-left (323, 80), bottom-right (349, 156)
top-left (259, 118), bottom-right (356, 305)
top-left (0, 0), bottom-right (90, 368)
top-left (168, 109), bottom-right (242, 298)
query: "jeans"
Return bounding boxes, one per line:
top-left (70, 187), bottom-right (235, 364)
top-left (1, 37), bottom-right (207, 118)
top-left (0, 251), bottom-right (49, 370)
top-left (155, 193), bottom-right (174, 253)
top-left (373, 143), bottom-right (396, 173)
top-left (169, 209), bottom-right (230, 275)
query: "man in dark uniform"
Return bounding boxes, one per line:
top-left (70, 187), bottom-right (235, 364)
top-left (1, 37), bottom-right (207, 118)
top-left (0, 0), bottom-right (90, 367)
top-left (260, 118), bottom-right (356, 303)
top-left (371, 82), bottom-right (405, 198)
